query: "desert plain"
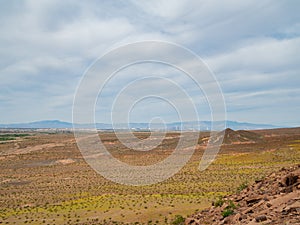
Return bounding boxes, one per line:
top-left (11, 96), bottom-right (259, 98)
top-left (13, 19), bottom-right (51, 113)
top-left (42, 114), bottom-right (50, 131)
top-left (0, 128), bottom-right (300, 224)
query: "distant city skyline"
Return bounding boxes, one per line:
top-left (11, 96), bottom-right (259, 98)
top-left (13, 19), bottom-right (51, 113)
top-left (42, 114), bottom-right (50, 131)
top-left (0, 1), bottom-right (299, 127)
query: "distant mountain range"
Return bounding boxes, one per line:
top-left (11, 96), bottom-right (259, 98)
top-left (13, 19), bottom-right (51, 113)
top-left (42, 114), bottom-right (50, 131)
top-left (0, 120), bottom-right (282, 130)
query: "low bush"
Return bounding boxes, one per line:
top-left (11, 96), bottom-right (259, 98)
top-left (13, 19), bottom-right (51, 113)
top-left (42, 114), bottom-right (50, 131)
top-left (172, 215), bottom-right (185, 225)
top-left (221, 200), bottom-right (236, 218)
top-left (213, 196), bottom-right (224, 207)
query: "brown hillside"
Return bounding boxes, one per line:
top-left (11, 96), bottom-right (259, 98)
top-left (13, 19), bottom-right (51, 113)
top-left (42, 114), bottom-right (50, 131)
top-left (221, 128), bottom-right (263, 145)
top-left (186, 165), bottom-right (300, 225)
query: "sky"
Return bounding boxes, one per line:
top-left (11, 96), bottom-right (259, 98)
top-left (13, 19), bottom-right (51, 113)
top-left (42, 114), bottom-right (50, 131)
top-left (0, 0), bottom-right (300, 126)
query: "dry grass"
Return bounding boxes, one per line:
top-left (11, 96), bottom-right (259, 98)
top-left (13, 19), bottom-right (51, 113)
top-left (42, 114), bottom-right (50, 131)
top-left (0, 129), bottom-right (300, 224)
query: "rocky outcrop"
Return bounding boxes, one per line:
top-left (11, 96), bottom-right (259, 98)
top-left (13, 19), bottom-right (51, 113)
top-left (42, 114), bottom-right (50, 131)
top-left (221, 128), bottom-right (263, 145)
top-left (186, 165), bottom-right (300, 225)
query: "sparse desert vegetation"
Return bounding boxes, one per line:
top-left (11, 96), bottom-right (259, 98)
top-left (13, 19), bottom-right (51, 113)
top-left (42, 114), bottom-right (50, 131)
top-left (0, 128), bottom-right (300, 224)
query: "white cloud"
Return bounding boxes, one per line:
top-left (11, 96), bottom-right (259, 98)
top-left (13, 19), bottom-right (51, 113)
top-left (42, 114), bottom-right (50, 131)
top-left (207, 37), bottom-right (300, 73)
top-left (130, 0), bottom-right (189, 20)
top-left (0, 0), bottom-right (299, 126)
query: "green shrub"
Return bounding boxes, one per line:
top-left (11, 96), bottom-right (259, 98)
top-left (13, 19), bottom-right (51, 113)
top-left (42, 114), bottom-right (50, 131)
top-left (0, 133), bottom-right (30, 141)
top-left (221, 208), bottom-right (234, 218)
top-left (0, 137), bottom-right (15, 141)
top-left (237, 182), bottom-right (248, 192)
top-left (221, 201), bottom-right (236, 218)
top-left (213, 196), bottom-right (224, 207)
top-left (172, 215), bottom-right (185, 225)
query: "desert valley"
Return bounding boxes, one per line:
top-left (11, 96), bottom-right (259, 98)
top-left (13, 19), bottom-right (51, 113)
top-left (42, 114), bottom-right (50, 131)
top-left (0, 127), bottom-right (299, 224)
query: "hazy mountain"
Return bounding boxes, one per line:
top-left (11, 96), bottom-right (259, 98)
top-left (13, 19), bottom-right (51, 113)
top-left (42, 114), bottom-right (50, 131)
top-left (0, 120), bottom-right (281, 130)
top-left (0, 120), bottom-right (73, 129)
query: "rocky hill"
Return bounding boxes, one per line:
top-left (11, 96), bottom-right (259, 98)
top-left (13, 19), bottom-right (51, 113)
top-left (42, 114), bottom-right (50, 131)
top-left (186, 165), bottom-right (300, 225)
top-left (221, 128), bottom-right (263, 144)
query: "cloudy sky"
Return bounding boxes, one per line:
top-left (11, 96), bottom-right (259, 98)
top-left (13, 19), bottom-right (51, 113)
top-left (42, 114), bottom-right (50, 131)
top-left (1, 0), bottom-right (299, 126)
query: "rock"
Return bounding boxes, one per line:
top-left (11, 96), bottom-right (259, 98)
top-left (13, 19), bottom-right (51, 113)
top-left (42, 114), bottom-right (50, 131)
top-left (255, 215), bottom-right (267, 222)
top-left (270, 173), bottom-right (276, 178)
top-left (241, 214), bottom-right (247, 220)
top-left (185, 218), bottom-right (195, 224)
top-left (233, 213), bottom-right (242, 222)
top-left (242, 208), bottom-right (254, 214)
top-left (282, 201), bottom-right (300, 214)
top-left (281, 174), bottom-right (298, 187)
top-left (186, 165), bottom-right (300, 225)
top-left (222, 216), bottom-right (232, 224)
top-left (246, 197), bottom-right (261, 206)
